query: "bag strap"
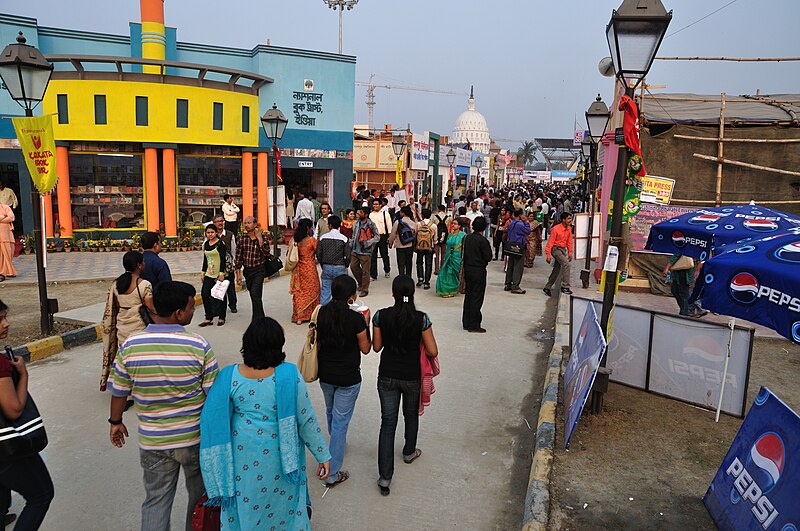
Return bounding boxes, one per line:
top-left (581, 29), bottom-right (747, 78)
top-left (135, 278), bottom-right (144, 305)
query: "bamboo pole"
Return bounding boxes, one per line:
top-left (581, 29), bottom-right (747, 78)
top-left (675, 135), bottom-right (800, 143)
top-left (672, 199), bottom-right (800, 205)
top-left (656, 56), bottom-right (800, 62)
top-left (715, 94), bottom-right (726, 207)
top-left (645, 95), bottom-right (799, 103)
top-left (693, 153), bottom-right (800, 177)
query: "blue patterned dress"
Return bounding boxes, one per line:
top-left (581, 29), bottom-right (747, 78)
top-left (222, 366), bottom-right (331, 530)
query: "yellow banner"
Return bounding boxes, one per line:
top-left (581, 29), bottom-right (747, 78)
top-left (640, 175), bottom-right (675, 205)
top-left (395, 159), bottom-right (403, 188)
top-left (12, 115), bottom-right (58, 194)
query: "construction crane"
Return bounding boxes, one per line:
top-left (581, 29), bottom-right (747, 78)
top-left (355, 74), bottom-right (466, 132)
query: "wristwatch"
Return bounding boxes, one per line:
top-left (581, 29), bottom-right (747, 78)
top-left (108, 417), bottom-right (123, 425)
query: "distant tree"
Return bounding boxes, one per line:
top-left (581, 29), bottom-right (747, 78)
top-left (517, 141), bottom-right (537, 168)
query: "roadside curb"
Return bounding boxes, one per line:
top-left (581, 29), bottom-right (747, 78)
top-left (16, 269), bottom-right (291, 363)
top-left (522, 293), bottom-right (570, 531)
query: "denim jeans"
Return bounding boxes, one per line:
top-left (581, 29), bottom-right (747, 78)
top-left (320, 264), bottom-right (348, 305)
top-left (377, 377), bottom-right (421, 486)
top-left (319, 381), bottom-right (361, 480)
top-left (139, 445), bottom-right (205, 531)
top-left (415, 250), bottom-right (433, 284)
top-left (0, 453), bottom-right (54, 530)
top-left (371, 234), bottom-right (391, 279)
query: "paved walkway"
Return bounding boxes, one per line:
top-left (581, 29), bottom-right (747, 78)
top-left (26, 258), bottom-right (556, 530)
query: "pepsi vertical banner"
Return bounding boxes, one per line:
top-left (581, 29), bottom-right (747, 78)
top-left (646, 204), bottom-right (800, 260)
top-left (692, 230), bottom-right (800, 344)
top-left (704, 387), bottom-right (800, 530)
top-left (563, 303), bottom-right (606, 449)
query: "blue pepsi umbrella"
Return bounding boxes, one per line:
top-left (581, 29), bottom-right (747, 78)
top-left (690, 230), bottom-right (800, 343)
top-left (645, 204), bottom-right (800, 260)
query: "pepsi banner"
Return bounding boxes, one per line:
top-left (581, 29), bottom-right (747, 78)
top-left (564, 303), bottom-right (606, 449)
top-left (646, 204), bottom-right (800, 260)
top-left (692, 230), bottom-right (800, 344)
top-left (704, 387), bottom-right (800, 530)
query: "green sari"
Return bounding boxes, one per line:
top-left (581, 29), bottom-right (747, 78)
top-left (436, 231), bottom-right (466, 296)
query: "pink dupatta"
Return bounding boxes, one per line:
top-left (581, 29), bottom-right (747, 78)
top-left (419, 341), bottom-right (440, 415)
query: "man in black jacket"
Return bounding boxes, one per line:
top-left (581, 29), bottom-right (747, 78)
top-left (462, 217), bottom-right (493, 333)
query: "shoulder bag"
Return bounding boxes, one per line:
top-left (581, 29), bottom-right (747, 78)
top-left (0, 348), bottom-right (48, 460)
top-left (504, 221), bottom-right (524, 256)
top-left (136, 280), bottom-right (154, 325)
top-left (264, 254), bottom-right (283, 278)
top-left (671, 255), bottom-right (695, 271)
top-left (191, 493), bottom-right (220, 531)
top-left (297, 305), bottom-right (322, 383)
top-left (284, 241), bottom-right (300, 272)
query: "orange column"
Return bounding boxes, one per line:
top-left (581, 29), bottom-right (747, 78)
top-left (242, 152), bottom-right (254, 220)
top-left (43, 193), bottom-right (54, 237)
top-left (162, 148), bottom-right (177, 237)
top-left (144, 147), bottom-right (160, 232)
top-left (55, 146), bottom-right (73, 238)
top-left (257, 152), bottom-right (268, 228)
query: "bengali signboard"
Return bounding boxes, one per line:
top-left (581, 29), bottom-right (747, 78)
top-left (411, 133), bottom-right (430, 171)
top-left (640, 175), bottom-right (676, 205)
top-left (353, 141), bottom-right (378, 169)
top-left (377, 142), bottom-right (400, 170)
top-left (704, 387), bottom-right (800, 530)
top-left (629, 203), bottom-right (697, 251)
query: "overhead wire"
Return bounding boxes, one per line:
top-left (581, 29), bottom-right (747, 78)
top-left (664, 0), bottom-right (739, 39)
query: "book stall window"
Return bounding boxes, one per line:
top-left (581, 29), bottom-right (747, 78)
top-left (177, 146), bottom-right (247, 226)
top-left (68, 153), bottom-right (144, 229)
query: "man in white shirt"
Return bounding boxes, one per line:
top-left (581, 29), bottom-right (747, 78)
top-left (540, 201), bottom-right (551, 238)
top-left (0, 180), bottom-right (18, 210)
top-left (466, 201), bottom-right (484, 224)
top-left (295, 191), bottom-right (315, 227)
top-left (408, 197), bottom-right (422, 222)
top-left (316, 215), bottom-right (352, 304)
top-left (314, 202), bottom-right (332, 239)
top-left (221, 194), bottom-right (240, 235)
top-left (369, 197), bottom-right (393, 280)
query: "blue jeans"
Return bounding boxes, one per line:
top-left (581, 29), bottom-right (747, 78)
top-left (377, 377), bottom-right (421, 487)
top-left (320, 264), bottom-right (348, 305)
top-left (319, 381), bottom-right (361, 481)
top-left (139, 445), bottom-right (205, 531)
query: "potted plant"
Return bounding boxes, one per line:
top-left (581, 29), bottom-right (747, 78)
top-left (63, 238), bottom-right (72, 252)
top-left (131, 233), bottom-right (142, 251)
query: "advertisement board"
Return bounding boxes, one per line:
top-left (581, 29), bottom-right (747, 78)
top-left (377, 141), bottom-right (400, 170)
top-left (704, 387), bottom-right (800, 530)
top-left (563, 303), bottom-right (607, 448)
top-left (353, 141), bottom-right (378, 169)
top-left (640, 175), bottom-right (676, 205)
top-left (629, 203), bottom-right (697, 251)
top-left (411, 133), bottom-right (429, 171)
top-left (649, 315), bottom-right (752, 416)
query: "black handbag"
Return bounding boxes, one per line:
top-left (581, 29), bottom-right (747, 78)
top-left (136, 280), bottom-right (154, 326)
top-left (264, 254), bottom-right (283, 278)
top-left (504, 241), bottom-right (524, 256)
top-left (0, 349), bottom-right (48, 460)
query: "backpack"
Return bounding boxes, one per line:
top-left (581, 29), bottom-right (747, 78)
top-left (416, 220), bottom-right (434, 251)
top-left (434, 214), bottom-right (448, 244)
top-left (398, 220), bottom-right (415, 245)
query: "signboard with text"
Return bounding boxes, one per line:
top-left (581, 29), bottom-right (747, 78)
top-left (353, 141), bottom-right (378, 169)
top-left (629, 203), bottom-right (697, 251)
top-left (640, 175), bottom-right (676, 205)
top-left (411, 133), bottom-right (429, 170)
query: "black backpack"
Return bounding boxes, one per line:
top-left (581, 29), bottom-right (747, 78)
top-left (434, 214), bottom-right (448, 244)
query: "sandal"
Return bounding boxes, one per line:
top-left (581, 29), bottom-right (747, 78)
top-left (198, 321), bottom-right (212, 327)
top-left (217, 320), bottom-right (226, 326)
top-left (403, 448), bottom-right (422, 464)
top-left (325, 470), bottom-right (349, 488)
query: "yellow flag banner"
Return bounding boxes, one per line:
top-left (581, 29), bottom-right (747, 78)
top-left (12, 115), bottom-right (58, 194)
top-left (395, 159), bottom-right (403, 188)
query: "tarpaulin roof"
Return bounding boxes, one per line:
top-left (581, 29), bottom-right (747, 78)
top-left (641, 93), bottom-right (800, 125)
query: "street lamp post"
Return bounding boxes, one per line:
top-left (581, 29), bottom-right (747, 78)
top-left (0, 32), bottom-right (54, 336)
top-left (592, 0), bottom-right (672, 414)
top-left (260, 103), bottom-right (288, 258)
top-left (446, 147), bottom-right (456, 204)
top-left (582, 94), bottom-right (610, 289)
top-left (323, 0), bottom-right (359, 54)
top-left (391, 134), bottom-right (407, 194)
top-left (475, 155), bottom-right (483, 190)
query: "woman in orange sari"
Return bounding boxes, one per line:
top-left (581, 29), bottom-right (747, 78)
top-left (290, 218), bottom-right (321, 324)
top-left (0, 203), bottom-right (17, 279)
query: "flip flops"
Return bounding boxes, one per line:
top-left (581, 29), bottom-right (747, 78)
top-left (325, 470), bottom-right (349, 488)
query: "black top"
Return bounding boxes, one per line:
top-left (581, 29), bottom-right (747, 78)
top-left (373, 308), bottom-right (432, 381)
top-left (489, 207), bottom-right (501, 225)
top-left (317, 308), bottom-right (368, 387)
top-left (463, 232), bottom-right (493, 269)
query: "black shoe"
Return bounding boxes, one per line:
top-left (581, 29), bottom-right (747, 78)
top-left (542, 287), bottom-right (552, 297)
top-left (416, 280), bottom-right (423, 287)
top-left (4, 514), bottom-right (17, 526)
top-left (230, 308), bottom-right (238, 313)
top-left (561, 287), bottom-right (573, 295)
top-left (504, 285), bottom-right (512, 292)
top-left (493, 256), bottom-right (498, 261)
top-left (379, 484), bottom-right (390, 496)
top-left (423, 283), bottom-right (430, 290)
top-left (371, 277), bottom-right (378, 281)
top-left (468, 327), bottom-right (487, 333)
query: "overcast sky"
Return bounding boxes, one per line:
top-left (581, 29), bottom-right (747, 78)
top-left (4, 0), bottom-right (799, 150)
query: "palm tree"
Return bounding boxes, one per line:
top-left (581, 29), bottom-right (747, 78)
top-left (517, 141), bottom-right (537, 168)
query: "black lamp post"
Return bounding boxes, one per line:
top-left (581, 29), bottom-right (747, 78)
top-left (0, 32), bottom-right (54, 336)
top-left (592, 0), bottom-right (671, 414)
top-left (260, 103), bottom-right (288, 258)
top-left (579, 134), bottom-right (594, 289)
top-left (475, 155), bottom-right (483, 189)
top-left (391, 134), bottom-right (406, 191)
top-left (446, 147), bottom-right (456, 200)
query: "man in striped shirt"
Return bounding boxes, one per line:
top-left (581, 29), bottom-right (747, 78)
top-left (108, 281), bottom-right (219, 531)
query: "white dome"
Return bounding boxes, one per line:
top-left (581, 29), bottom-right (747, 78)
top-left (452, 87), bottom-right (490, 154)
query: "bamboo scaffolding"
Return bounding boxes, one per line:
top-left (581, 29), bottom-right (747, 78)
top-left (675, 135), bottom-right (800, 143)
top-left (645, 95), bottom-right (799, 103)
top-left (693, 153), bottom-right (800, 177)
top-left (656, 56), bottom-right (800, 62)
top-left (672, 199), bottom-right (800, 205)
top-left (715, 94), bottom-right (726, 206)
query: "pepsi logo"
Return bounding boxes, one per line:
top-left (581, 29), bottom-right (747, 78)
top-left (682, 335), bottom-right (724, 363)
top-left (793, 322), bottom-right (800, 343)
top-left (744, 219), bottom-right (778, 232)
top-left (746, 432), bottom-right (785, 494)
top-left (774, 241), bottom-right (800, 264)
top-left (688, 214), bottom-right (720, 225)
top-left (729, 273), bottom-right (759, 304)
top-left (672, 231), bottom-right (686, 248)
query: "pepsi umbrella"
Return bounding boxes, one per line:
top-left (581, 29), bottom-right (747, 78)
top-left (645, 204), bottom-right (800, 260)
top-left (690, 229), bottom-right (800, 343)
